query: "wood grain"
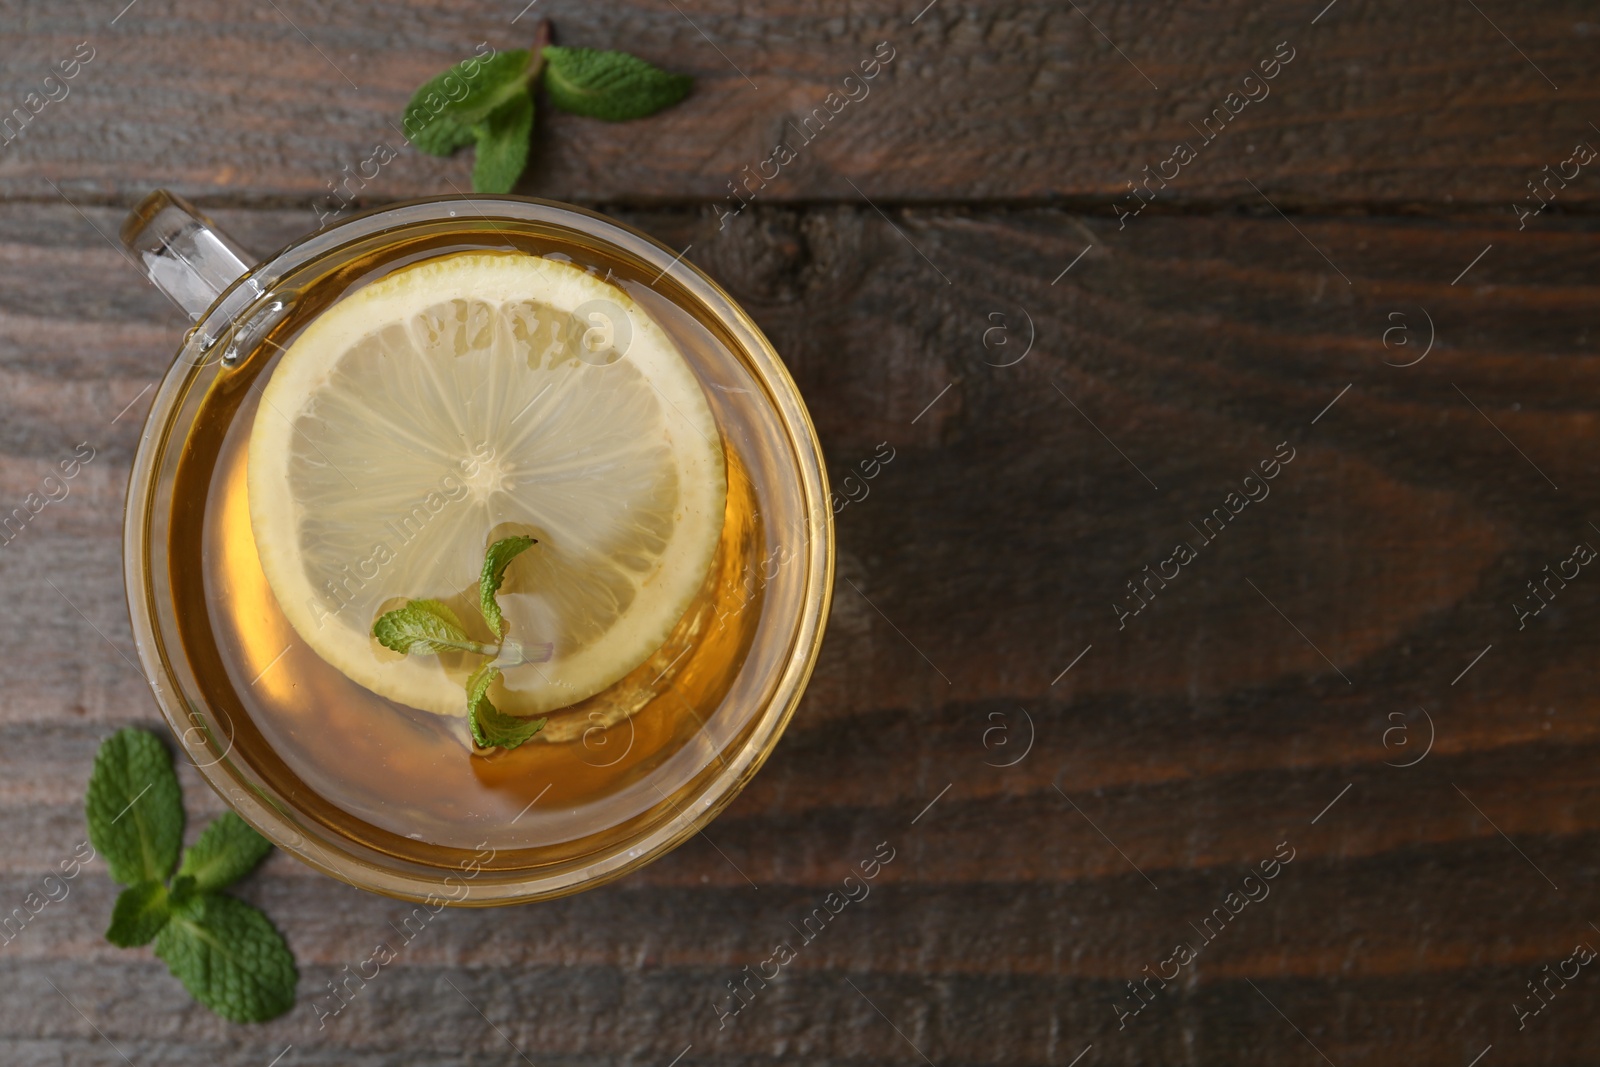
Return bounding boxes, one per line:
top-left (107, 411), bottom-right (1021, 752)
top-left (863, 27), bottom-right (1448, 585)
top-left (0, 197), bottom-right (1596, 1065)
top-left (0, 0), bottom-right (1594, 209)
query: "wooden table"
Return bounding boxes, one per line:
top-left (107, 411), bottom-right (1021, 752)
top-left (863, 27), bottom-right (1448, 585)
top-left (2, 1), bottom-right (1597, 1063)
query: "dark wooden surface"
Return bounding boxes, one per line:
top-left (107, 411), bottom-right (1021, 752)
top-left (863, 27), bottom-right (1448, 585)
top-left (3, 0), bottom-right (1599, 1064)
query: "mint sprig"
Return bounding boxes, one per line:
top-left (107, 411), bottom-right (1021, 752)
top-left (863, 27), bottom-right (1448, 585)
top-left (402, 20), bottom-right (693, 193)
top-left (372, 536), bottom-right (551, 751)
top-left (86, 728), bottom-right (295, 1022)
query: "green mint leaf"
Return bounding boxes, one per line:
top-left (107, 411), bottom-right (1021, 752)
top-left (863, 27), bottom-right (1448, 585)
top-left (471, 92), bottom-right (534, 194)
top-left (401, 49), bottom-right (534, 155)
top-left (85, 727), bottom-right (184, 887)
top-left (177, 812), bottom-right (273, 894)
top-left (106, 881), bottom-right (170, 947)
top-left (466, 664), bottom-right (546, 750)
top-left (443, 49), bottom-right (535, 121)
top-left (542, 46), bottom-right (693, 121)
top-left (373, 599), bottom-right (492, 657)
top-left (154, 893), bottom-right (298, 1024)
top-left (408, 111), bottom-right (475, 157)
top-left (168, 874), bottom-right (200, 909)
top-left (478, 535), bottom-right (538, 637)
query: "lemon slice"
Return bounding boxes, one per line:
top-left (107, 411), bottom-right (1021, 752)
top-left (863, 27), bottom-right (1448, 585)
top-left (247, 251), bottom-right (725, 719)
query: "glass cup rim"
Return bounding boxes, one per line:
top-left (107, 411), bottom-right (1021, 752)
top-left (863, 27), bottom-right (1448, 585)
top-left (122, 193), bottom-right (834, 904)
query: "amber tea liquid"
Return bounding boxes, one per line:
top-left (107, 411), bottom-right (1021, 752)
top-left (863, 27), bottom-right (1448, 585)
top-left (166, 219), bottom-right (792, 862)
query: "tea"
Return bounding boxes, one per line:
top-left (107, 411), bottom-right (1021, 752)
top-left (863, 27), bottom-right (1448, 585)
top-left (163, 218), bottom-right (802, 862)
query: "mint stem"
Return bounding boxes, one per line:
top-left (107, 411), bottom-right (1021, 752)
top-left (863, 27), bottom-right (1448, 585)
top-left (529, 18), bottom-right (552, 84)
top-left (496, 640), bottom-right (555, 669)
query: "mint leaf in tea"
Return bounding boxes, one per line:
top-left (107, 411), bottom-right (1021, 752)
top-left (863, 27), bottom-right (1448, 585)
top-left (375, 536), bottom-right (552, 751)
top-left (479, 534), bottom-right (537, 638)
top-left (467, 664), bottom-right (548, 750)
top-left (373, 599), bottom-right (494, 657)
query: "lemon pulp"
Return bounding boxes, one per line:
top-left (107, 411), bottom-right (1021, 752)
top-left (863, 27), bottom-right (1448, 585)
top-left (246, 251), bottom-right (726, 720)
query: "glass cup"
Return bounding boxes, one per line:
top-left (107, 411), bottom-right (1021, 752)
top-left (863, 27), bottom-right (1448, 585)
top-left (119, 190), bottom-right (832, 904)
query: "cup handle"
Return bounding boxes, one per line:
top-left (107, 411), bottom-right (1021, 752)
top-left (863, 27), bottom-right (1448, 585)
top-left (120, 190), bottom-right (253, 322)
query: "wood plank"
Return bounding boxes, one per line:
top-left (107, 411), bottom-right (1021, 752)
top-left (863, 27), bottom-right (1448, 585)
top-left (0, 202), bottom-right (1597, 1064)
top-left (0, 1), bottom-right (1594, 205)
top-left (6, 756), bottom-right (1600, 970)
top-left (6, 951), bottom-right (1599, 1064)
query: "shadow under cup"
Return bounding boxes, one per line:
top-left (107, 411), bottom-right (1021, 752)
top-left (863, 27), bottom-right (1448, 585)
top-left (122, 195), bottom-right (833, 904)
